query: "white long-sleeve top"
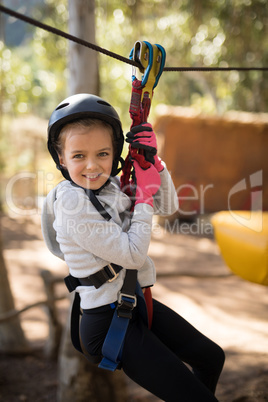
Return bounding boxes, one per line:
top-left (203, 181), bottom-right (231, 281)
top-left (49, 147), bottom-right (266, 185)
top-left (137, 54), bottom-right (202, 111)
top-left (41, 166), bottom-right (178, 309)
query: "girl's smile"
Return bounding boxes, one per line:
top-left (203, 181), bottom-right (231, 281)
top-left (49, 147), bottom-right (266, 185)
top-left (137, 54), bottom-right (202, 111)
top-left (59, 126), bottom-right (114, 190)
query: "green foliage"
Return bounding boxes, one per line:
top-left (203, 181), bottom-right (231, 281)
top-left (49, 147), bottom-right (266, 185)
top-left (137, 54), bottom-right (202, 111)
top-left (96, 0), bottom-right (268, 121)
top-left (1, 0), bottom-right (268, 124)
top-left (0, 0), bottom-right (69, 176)
top-left (0, 0), bottom-right (68, 119)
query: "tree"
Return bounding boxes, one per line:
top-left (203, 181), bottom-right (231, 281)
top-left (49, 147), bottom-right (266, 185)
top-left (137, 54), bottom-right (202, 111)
top-left (0, 15), bottom-right (27, 354)
top-left (0, 234), bottom-right (28, 353)
top-left (57, 312), bottom-right (127, 402)
top-left (68, 0), bottom-right (99, 95)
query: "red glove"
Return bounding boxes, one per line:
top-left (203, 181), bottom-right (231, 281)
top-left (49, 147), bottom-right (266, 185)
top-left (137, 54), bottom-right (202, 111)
top-left (153, 155), bottom-right (164, 172)
top-left (126, 123), bottom-right (164, 172)
top-left (126, 123), bottom-right (157, 164)
top-left (132, 159), bottom-right (161, 207)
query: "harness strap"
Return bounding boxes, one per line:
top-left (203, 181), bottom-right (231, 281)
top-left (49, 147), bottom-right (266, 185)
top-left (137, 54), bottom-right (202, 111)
top-left (70, 292), bottom-right (82, 353)
top-left (99, 309), bottom-right (129, 371)
top-left (99, 272), bottom-right (149, 372)
top-left (70, 292), bottom-right (102, 364)
top-left (68, 270), bottom-right (146, 371)
top-left (64, 263), bottom-right (122, 291)
top-left (85, 188), bottom-right (112, 221)
top-left (117, 269), bottom-right (137, 319)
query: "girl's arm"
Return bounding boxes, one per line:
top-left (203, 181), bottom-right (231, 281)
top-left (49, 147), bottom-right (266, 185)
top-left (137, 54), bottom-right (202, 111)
top-left (54, 185), bottom-right (154, 270)
top-left (153, 166), bottom-right (179, 216)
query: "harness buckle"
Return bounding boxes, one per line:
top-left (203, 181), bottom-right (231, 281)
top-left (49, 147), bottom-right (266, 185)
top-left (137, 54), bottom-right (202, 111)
top-left (117, 291), bottom-right (137, 319)
top-left (117, 292), bottom-right (137, 308)
top-left (106, 264), bottom-right (119, 283)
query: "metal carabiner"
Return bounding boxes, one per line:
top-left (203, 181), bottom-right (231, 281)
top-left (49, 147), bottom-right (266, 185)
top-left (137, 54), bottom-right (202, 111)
top-left (129, 41), bottom-right (152, 87)
top-left (129, 41), bottom-right (166, 100)
top-left (153, 44), bottom-right (166, 89)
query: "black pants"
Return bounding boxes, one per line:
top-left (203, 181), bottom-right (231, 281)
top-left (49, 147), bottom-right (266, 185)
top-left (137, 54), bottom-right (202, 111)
top-left (80, 298), bottom-right (225, 402)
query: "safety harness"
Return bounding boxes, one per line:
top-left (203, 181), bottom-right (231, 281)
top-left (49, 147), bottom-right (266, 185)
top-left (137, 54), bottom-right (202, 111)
top-left (63, 186), bottom-right (143, 370)
top-left (64, 41), bottom-right (166, 371)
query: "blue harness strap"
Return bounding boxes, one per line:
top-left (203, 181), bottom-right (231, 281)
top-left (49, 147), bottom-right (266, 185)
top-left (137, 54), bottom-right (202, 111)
top-left (99, 311), bottom-right (129, 371)
top-left (99, 279), bottom-right (148, 371)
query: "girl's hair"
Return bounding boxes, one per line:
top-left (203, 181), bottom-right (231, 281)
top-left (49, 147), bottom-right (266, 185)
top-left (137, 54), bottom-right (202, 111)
top-left (54, 118), bottom-right (115, 156)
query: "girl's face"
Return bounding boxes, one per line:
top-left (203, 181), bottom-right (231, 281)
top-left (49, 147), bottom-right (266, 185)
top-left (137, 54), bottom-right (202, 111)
top-left (59, 125), bottom-right (114, 190)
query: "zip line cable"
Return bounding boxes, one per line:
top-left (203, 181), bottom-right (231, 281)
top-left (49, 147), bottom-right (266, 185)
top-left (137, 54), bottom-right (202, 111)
top-left (1, 4), bottom-right (268, 72)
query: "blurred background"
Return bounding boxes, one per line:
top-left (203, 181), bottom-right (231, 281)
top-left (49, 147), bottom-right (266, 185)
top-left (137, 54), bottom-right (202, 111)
top-left (0, 0), bottom-right (267, 215)
top-left (0, 1), bottom-right (267, 401)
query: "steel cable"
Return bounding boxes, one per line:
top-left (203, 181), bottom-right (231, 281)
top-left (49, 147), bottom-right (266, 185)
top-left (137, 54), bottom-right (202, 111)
top-left (1, 4), bottom-right (268, 72)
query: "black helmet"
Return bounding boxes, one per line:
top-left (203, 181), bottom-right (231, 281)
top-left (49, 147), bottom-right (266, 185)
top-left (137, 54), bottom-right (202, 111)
top-left (47, 93), bottom-right (124, 179)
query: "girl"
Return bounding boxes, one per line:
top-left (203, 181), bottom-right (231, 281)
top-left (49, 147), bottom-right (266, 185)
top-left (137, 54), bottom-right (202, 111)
top-left (42, 93), bottom-right (224, 401)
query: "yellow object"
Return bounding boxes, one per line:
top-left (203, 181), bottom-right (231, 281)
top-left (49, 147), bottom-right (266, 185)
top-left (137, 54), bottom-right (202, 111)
top-left (131, 41), bottom-right (166, 100)
top-left (211, 211), bottom-right (268, 286)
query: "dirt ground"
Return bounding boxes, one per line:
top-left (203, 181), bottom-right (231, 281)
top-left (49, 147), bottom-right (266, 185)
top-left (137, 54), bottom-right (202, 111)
top-left (0, 213), bottom-right (267, 402)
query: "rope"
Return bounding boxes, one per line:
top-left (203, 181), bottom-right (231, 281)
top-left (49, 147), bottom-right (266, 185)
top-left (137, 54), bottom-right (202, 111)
top-left (1, 4), bottom-right (268, 72)
top-left (0, 5), bottom-right (139, 68)
top-left (164, 66), bottom-right (268, 72)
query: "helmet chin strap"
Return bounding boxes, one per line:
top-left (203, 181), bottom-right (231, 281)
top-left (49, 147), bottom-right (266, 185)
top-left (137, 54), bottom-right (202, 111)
top-left (57, 164), bottom-right (72, 181)
top-left (112, 156), bottom-right (125, 177)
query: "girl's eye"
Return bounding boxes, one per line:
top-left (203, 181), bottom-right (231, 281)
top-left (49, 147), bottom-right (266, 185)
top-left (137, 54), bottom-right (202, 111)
top-left (99, 151), bottom-right (109, 157)
top-left (73, 154), bottom-right (84, 159)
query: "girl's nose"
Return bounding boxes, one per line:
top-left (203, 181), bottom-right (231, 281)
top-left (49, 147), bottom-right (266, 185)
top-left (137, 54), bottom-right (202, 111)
top-left (86, 158), bottom-right (97, 170)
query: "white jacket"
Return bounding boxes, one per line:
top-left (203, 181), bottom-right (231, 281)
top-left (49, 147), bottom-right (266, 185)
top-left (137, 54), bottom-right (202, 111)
top-left (41, 167), bottom-right (178, 309)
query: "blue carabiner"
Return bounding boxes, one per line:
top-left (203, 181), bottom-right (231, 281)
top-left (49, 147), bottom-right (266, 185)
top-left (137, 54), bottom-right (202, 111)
top-left (140, 40), bottom-right (154, 87)
top-left (153, 44), bottom-right (166, 89)
top-left (129, 41), bottom-right (166, 90)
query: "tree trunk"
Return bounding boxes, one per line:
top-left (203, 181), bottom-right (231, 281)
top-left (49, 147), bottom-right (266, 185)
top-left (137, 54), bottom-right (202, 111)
top-left (68, 0), bottom-right (99, 95)
top-left (57, 2), bottom-right (127, 400)
top-left (0, 232), bottom-right (28, 353)
top-left (57, 300), bottom-right (127, 402)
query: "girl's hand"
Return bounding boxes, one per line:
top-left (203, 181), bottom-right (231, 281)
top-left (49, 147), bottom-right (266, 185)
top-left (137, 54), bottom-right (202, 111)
top-left (132, 159), bottom-right (161, 207)
top-left (126, 123), bottom-right (164, 172)
top-left (126, 123), bottom-right (157, 164)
